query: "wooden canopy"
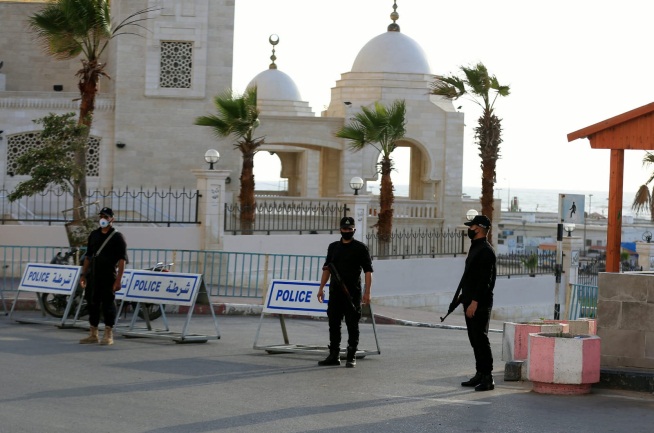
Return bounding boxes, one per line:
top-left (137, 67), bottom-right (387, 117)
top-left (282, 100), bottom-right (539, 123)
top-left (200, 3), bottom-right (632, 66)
top-left (568, 101), bottom-right (654, 272)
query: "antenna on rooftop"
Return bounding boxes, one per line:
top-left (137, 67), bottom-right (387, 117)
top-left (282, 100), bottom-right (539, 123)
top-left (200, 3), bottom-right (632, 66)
top-left (269, 34), bottom-right (279, 69)
top-left (388, 1), bottom-right (400, 32)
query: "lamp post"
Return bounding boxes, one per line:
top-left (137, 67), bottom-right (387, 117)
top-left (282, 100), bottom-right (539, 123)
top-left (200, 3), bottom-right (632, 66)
top-left (466, 208), bottom-right (478, 221)
top-left (349, 176), bottom-right (364, 195)
top-left (204, 149), bottom-right (219, 170)
top-left (564, 223), bottom-right (576, 237)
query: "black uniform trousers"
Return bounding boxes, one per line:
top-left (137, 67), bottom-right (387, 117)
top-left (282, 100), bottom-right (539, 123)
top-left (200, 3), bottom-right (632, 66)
top-left (464, 304), bottom-right (493, 375)
top-left (327, 291), bottom-right (361, 350)
top-left (85, 277), bottom-right (117, 328)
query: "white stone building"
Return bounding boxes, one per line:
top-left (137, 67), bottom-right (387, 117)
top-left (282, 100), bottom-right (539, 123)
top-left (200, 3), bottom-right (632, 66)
top-left (0, 0), bottom-right (466, 239)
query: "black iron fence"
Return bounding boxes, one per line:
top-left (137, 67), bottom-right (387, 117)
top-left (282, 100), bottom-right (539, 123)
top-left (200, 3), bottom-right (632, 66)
top-left (365, 228), bottom-right (466, 259)
top-left (224, 200), bottom-right (346, 234)
top-left (0, 186), bottom-right (199, 226)
top-left (496, 251), bottom-right (557, 277)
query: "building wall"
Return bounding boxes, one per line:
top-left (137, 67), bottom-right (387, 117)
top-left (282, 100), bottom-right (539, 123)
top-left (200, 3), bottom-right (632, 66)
top-left (110, 0), bottom-right (235, 189)
top-left (597, 272), bottom-right (654, 369)
top-left (0, 1), bottom-right (115, 95)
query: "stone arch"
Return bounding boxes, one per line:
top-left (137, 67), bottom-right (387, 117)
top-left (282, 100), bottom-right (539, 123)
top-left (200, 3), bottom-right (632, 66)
top-left (362, 137), bottom-right (434, 200)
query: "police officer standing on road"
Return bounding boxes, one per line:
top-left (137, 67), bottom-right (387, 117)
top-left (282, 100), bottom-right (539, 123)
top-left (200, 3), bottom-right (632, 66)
top-left (458, 214), bottom-right (496, 391)
top-left (317, 216), bottom-right (373, 368)
top-left (78, 207), bottom-right (128, 346)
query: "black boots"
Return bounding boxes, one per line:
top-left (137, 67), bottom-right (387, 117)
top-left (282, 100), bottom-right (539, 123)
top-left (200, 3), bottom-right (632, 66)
top-left (474, 374), bottom-right (495, 392)
top-left (461, 373), bottom-right (482, 387)
top-left (346, 347), bottom-right (357, 368)
top-left (318, 348), bottom-right (341, 366)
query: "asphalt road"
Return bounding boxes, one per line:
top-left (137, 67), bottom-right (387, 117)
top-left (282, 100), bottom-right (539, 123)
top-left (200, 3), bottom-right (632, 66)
top-left (1, 313), bottom-right (653, 433)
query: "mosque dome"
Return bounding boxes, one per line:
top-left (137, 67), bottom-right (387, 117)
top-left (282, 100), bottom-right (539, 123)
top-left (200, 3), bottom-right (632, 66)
top-left (351, 31), bottom-right (431, 74)
top-left (247, 68), bottom-right (303, 102)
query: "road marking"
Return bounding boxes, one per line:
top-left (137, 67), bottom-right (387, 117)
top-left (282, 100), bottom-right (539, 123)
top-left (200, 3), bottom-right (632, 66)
top-left (356, 391), bottom-right (491, 406)
top-left (0, 337), bottom-right (27, 341)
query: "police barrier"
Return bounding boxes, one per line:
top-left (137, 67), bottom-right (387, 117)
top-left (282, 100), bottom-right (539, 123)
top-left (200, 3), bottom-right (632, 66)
top-left (9, 263), bottom-right (82, 327)
top-left (117, 270), bottom-right (220, 343)
top-left (253, 279), bottom-right (381, 358)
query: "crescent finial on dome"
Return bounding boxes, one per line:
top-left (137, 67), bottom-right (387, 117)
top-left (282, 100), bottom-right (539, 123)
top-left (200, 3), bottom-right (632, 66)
top-left (269, 34), bottom-right (279, 69)
top-left (388, 1), bottom-right (400, 32)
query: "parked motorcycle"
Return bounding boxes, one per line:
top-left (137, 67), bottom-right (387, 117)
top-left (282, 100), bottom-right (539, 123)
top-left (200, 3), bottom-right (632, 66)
top-left (39, 249), bottom-right (171, 321)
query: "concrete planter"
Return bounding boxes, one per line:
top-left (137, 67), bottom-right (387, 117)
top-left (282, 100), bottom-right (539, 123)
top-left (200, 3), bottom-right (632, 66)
top-left (528, 332), bottom-right (601, 395)
top-left (541, 319), bottom-right (597, 336)
top-left (502, 322), bottom-right (569, 363)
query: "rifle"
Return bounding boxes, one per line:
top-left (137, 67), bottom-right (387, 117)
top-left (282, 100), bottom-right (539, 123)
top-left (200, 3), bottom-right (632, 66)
top-left (327, 263), bottom-right (357, 312)
top-left (440, 283), bottom-right (462, 322)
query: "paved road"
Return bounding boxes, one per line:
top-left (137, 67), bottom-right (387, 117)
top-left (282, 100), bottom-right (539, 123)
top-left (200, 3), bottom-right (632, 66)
top-left (1, 313), bottom-right (652, 433)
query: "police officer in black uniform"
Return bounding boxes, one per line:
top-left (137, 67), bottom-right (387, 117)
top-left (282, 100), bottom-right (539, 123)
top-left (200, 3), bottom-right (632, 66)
top-left (459, 214), bottom-right (496, 391)
top-left (78, 207), bottom-right (128, 346)
top-left (317, 216), bottom-right (373, 368)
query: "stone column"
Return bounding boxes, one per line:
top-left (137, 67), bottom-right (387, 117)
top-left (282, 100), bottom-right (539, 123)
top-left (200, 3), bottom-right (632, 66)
top-left (562, 235), bottom-right (583, 319)
top-left (192, 169), bottom-right (230, 251)
top-left (0, 73), bottom-right (6, 91)
top-left (338, 194), bottom-right (371, 243)
top-left (635, 241), bottom-right (654, 271)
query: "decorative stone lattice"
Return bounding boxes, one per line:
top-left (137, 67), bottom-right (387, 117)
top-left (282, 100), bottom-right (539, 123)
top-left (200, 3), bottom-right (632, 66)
top-left (6, 132), bottom-right (101, 176)
top-left (160, 41), bottom-right (193, 88)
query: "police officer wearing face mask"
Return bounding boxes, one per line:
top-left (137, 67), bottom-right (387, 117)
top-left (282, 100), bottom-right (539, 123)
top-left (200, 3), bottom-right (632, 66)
top-left (78, 207), bottom-right (128, 346)
top-left (317, 216), bottom-right (373, 368)
top-left (459, 214), bottom-right (497, 391)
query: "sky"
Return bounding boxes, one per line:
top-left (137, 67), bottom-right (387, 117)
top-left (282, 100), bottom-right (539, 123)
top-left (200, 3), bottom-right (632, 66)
top-left (232, 0), bottom-right (654, 194)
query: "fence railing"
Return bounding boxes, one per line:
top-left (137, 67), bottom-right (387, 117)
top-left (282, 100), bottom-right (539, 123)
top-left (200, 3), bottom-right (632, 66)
top-left (0, 246), bottom-right (323, 300)
top-left (496, 251), bottom-right (556, 277)
top-left (225, 199), bottom-right (345, 234)
top-left (568, 283), bottom-right (598, 319)
top-left (365, 228), bottom-right (465, 259)
top-left (369, 198), bottom-right (438, 219)
top-left (0, 186), bottom-right (200, 226)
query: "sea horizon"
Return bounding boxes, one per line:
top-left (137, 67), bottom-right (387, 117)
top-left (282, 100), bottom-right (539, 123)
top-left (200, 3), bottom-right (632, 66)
top-left (256, 179), bottom-right (649, 218)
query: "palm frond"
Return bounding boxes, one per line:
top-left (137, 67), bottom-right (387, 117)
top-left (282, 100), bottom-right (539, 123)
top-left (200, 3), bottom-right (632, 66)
top-left (632, 184), bottom-right (652, 214)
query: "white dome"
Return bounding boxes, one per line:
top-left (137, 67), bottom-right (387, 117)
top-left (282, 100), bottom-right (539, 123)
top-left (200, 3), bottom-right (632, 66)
top-left (351, 31), bottom-right (431, 74)
top-left (247, 69), bottom-right (302, 101)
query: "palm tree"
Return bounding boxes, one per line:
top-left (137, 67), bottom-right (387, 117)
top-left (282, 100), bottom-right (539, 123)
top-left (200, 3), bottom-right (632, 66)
top-left (336, 100), bottom-right (407, 255)
top-left (195, 86), bottom-right (263, 234)
top-left (431, 63), bottom-right (510, 244)
top-left (631, 152), bottom-right (654, 220)
top-left (27, 0), bottom-right (153, 222)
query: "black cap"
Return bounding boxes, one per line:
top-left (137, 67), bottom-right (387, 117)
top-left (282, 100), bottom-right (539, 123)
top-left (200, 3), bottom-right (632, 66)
top-left (464, 214), bottom-right (491, 228)
top-left (99, 207), bottom-right (114, 218)
top-left (340, 216), bottom-right (355, 229)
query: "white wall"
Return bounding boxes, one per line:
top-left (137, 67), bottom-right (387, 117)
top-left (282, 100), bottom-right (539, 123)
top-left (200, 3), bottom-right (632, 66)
top-left (0, 225), bottom-right (199, 250)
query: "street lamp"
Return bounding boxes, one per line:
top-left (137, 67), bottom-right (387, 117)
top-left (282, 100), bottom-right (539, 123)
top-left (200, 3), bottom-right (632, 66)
top-left (204, 149), bottom-right (219, 170)
top-left (563, 223), bottom-right (575, 237)
top-left (466, 209), bottom-right (478, 221)
top-left (349, 176), bottom-right (364, 195)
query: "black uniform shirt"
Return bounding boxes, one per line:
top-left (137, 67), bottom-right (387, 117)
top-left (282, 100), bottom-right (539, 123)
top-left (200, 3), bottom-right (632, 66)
top-left (86, 227), bottom-right (128, 280)
top-left (460, 237), bottom-right (496, 307)
top-left (324, 238), bottom-right (373, 292)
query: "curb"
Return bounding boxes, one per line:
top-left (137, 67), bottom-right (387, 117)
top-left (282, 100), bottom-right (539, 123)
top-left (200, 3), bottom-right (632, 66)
top-left (596, 368), bottom-right (654, 394)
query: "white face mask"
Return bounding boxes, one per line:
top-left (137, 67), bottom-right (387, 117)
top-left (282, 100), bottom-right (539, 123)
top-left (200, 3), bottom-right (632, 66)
top-left (99, 218), bottom-right (110, 228)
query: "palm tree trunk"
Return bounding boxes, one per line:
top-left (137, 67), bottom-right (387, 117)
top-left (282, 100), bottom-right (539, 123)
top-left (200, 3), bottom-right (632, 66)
top-left (240, 151), bottom-right (256, 234)
top-left (477, 112), bottom-right (503, 245)
top-left (74, 60), bottom-right (100, 223)
top-left (377, 156), bottom-right (394, 257)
